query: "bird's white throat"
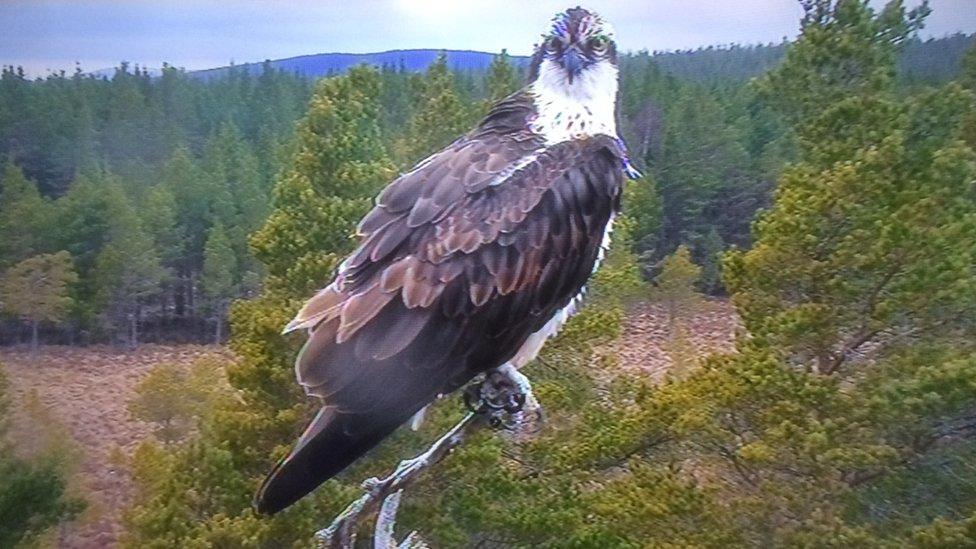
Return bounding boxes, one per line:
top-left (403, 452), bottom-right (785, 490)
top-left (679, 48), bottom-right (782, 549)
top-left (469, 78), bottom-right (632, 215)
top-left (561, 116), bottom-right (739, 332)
top-left (529, 58), bottom-right (619, 145)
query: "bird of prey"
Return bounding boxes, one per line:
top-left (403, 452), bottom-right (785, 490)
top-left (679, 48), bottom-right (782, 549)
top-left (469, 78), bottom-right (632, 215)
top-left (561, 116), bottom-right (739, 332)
top-left (255, 7), bottom-right (639, 515)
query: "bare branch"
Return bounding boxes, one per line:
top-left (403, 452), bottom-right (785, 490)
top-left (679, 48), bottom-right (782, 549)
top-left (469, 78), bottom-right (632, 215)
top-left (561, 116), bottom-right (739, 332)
top-left (374, 489), bottom-right (402, 548)
top-left (316, 365), bottom-right (543, 547)
top-left (315, 412), bottom-right (481, 548)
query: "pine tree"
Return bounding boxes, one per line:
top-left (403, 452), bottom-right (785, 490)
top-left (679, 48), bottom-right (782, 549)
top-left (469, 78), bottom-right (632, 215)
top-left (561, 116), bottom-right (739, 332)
top-left (961, 39), bottom-right (976, 91)
top-left (485, 49), bottom-right (520, 105)
top-left (158, 146), bottom-right (214, 317)
top-left (141, 184), bottom-right (185, 321)
top-left (53, 171), bottom-right (128, 332)
top-left (755, 0), bottom-right (929, 128)
top-left (692, 226), bottom-right (724, 294)
top-left (0, 161), bottom-right (52, 269)
top-left (959, 40), bottom-right (976, 150)
top-left (674, 4), bottom-right (976, 541)
top-left (622, 175), bottom-right (663, 262)
top-left (754, 0), bottom-right (930, 166)
top-left (127, 363), bottom-right (195, 445)
top-left (200, 221), bottom-right (237, 343)
top-left (204, 121), bottom-right (268, 249)
top-left (727, 0), bottom-right (976, 375)
top-left (652, 87), bottom-right (751, 257)
top-left (92, 186), bottom-right (166, 348)
top-left (400, 53), bottom-right (472, 166)
top-left (126, 66), bottom-right (395, 546)
top-left (651, 245), bottom-right (703, 338)
top-left (128, 359), bottom-right (230, 444)
top-left (203, 133), bottom-right (253, 293)
top-left (0, 251), bottom-right (77, 355)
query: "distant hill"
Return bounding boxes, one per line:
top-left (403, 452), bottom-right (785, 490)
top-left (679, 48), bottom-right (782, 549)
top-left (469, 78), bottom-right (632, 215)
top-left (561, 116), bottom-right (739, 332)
top-left (650, 33), bottom-right (973, 83)
top-left (90, 34), bottom-right (972, 85)
top-left (190, 49), bottom-right (531, 80)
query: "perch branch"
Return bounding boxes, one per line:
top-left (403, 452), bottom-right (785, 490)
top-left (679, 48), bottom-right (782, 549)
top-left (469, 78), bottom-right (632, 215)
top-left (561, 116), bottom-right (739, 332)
top-left (315, 412), bottom-right (481, 548)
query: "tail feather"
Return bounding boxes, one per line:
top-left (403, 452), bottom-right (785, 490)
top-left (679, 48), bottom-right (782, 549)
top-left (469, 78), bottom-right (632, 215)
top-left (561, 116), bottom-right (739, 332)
top-left (253, 406), bottom-right (407, 515)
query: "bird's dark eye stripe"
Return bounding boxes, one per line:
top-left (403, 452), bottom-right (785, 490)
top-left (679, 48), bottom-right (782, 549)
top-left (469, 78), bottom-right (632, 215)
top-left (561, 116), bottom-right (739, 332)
top-left (545, 36), bottom-right (562, 52)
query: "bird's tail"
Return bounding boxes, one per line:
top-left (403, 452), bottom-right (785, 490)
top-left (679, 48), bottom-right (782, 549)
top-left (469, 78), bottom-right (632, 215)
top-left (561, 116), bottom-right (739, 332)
top-left (253, 406), bottom-right (407, 515)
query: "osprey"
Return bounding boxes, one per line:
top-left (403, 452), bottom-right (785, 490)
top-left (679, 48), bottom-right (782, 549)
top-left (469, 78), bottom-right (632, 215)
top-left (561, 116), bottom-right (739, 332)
top-left (255, 7), bottom-right (638, 515)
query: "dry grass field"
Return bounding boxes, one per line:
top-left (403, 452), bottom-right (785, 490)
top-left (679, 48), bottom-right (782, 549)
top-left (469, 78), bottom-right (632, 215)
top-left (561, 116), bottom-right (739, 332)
top-left (0, 300), bottom-right (738, 547)
top-left (1, 345), bottom-right (230, 548)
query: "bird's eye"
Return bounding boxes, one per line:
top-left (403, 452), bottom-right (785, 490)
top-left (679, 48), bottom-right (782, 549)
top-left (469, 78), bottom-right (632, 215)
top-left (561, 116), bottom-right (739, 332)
top-left (589, 35), bottom-right (609, 53)
top-left (545, 36), bottom-right (562, 54)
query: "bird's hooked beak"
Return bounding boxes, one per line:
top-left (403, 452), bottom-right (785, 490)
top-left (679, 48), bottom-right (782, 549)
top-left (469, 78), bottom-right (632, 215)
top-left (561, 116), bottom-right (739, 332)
top-left (561, 45), bottom-right (584, 84)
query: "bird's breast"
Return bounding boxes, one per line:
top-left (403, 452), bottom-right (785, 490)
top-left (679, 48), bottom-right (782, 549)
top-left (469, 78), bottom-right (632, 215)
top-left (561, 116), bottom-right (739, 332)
top-left (509, 213), bottom-right (616, 369)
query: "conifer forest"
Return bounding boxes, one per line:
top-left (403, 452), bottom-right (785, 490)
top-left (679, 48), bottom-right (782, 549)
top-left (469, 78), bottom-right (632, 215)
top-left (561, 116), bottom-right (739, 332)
top-left (2, 1), bottom-right (976, 547)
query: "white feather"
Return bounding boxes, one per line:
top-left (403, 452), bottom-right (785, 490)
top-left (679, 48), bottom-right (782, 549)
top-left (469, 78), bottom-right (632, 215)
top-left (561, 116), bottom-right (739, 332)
top-left (410, 405), bottom-right (428, 431)
top-left (529, 58), bottom-right (618, 145)
top-left (488, 152), bottom-right (542, 187)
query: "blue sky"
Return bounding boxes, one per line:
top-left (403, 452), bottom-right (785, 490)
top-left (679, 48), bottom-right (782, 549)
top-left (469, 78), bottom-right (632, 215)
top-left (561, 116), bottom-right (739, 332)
top-left (2, 1), bottom-right (974, 76)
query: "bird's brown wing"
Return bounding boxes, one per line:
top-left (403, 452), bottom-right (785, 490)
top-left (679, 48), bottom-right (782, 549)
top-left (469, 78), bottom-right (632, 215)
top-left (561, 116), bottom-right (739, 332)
top-left (254, 132), bottom-right (625, 514)
top-left (291, 133), bottom-right (624, 403)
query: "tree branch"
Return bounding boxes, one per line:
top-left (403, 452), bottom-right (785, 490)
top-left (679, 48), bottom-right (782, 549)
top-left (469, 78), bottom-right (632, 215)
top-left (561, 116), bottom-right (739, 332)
top-left (315, 365), bottom-right (543, 547)
top-left (315, 412), bottom-right (481, 548)
top-left (821, 253), bottom-right (905, 375)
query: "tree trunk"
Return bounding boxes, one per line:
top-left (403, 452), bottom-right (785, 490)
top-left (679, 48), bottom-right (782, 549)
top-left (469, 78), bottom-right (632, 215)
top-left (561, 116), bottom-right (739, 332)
top-left (30, 319), bottom-right (39, 357)
top-left (214, 315), bottom-right (222, 345)
top-left (187, 272), bottom-right (196, 317)
top-left (174, 271), bottom-right (186, 317)
top-left (128, 312), bottom-right (138, 350)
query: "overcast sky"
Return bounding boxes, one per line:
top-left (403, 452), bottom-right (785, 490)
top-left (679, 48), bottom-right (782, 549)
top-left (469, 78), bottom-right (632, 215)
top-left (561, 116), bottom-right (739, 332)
top-left (2, 0), bottom-right (974, 77)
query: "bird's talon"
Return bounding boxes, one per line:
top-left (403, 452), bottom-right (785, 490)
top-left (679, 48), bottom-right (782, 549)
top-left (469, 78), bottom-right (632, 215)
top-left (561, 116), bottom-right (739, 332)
top-left (463, 384), bottom-right (485, 413)
top-left (504, 393), bottom-right (526, 414)
top-left (462, 365), bottom-right (540, 432)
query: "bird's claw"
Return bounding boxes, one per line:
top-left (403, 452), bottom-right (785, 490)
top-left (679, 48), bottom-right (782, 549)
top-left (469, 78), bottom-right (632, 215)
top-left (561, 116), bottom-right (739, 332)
top-left (463, 365), bottom-right (543, 432)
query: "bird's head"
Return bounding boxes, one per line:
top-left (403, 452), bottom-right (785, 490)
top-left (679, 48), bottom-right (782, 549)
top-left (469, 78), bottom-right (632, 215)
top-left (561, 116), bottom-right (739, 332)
top-left (529, 7), bottom-right (617, 89)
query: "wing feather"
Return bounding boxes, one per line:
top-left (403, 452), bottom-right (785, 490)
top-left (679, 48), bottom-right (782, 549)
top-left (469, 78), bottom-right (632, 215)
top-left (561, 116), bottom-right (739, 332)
top-left (290, 120), bottom-right (625, 418)
top-left (337, 284), bottom-right (393, 343)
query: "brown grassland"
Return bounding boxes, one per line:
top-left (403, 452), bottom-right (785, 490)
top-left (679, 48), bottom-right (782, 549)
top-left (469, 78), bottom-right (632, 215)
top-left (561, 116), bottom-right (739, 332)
top-left (0, 300), bottom-right (736, 548)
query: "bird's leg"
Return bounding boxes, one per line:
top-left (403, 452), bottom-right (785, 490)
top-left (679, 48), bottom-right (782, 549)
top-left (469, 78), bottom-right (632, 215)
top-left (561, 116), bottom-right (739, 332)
top-left (319, 368), bottom-right (544, 547)
top-left (463, 363), bottom-right (543, 431)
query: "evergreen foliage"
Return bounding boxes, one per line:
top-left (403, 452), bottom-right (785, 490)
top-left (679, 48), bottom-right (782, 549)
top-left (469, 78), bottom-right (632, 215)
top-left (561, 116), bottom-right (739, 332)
top-left (0, 161), bottom-right (52, 270)
top-left (201, 221), bottom-right (238, 342)
top-left (0, 370), bottom-right (83, 546)
top-left (650, 245), bottom-right (703, 339)
top-left (129, 358), bottom-right (232, 444)
top-left (92, 181), bottom-right (167, 348)
top-left (124, 66), bottom-right (398, 546)
top-left (485, 50), bottom-right (520, 104)
top-left (1, 33), bottom-right (972, 343)
top-left (0, 251), bottom-right (77, 353)
top-left (732, 0), bottom-right (976, 374)
top-left (400, 53), bottom-right (476, 166)
top-left (1, 6), bottom-right (974, 545)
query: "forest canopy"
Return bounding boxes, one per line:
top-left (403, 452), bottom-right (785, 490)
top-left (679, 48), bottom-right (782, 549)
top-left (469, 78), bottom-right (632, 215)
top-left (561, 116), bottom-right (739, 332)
top-left (1, 26), bottom-right (971, 347)
top-left (1, 0), bottom-right (975, 546)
